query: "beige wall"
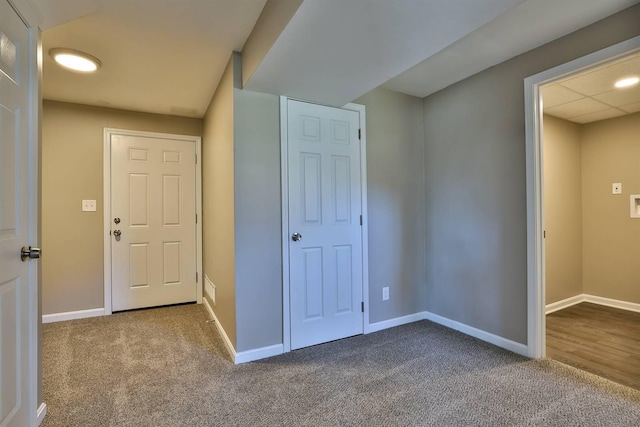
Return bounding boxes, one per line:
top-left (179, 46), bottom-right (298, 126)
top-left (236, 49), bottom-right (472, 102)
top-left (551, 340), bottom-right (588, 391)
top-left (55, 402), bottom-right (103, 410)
top-left (42, 100), bottom-right (202, 315)
top-left (202, 54), bottom-right (239, 348)
top-left (422, 5), bottom-right (640, 344)
top-left (202, 53), bottom-right (283, 352)
top-left (582, 112), bottom-right (640, 304)
top-left (233, 89), bottom-right (282, 351)
top-left (543, 112), bottom-right (640, 305)
top-left (355, 87), bottom-right (427, 322)
top-left (543, 115), bottom-right (583, 304)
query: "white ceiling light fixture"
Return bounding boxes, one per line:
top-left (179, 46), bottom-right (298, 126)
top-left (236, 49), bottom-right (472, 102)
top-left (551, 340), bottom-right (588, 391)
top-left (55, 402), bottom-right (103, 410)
top-left (49, 48), bottom-right (102, 73)
top-left (614, 76), bottom-right (639, 89)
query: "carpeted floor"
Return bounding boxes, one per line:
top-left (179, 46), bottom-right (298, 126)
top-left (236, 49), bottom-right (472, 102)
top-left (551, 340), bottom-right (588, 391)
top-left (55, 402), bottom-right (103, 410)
top-left (42, 304), bottom-right (640, 426)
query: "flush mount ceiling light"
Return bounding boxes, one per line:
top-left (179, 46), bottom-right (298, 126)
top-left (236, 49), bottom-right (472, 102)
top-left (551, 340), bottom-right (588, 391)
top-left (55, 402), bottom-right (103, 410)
top-left (49, 48), bottom-right (102, 73)
top-left (614, 76), bottom-right (639, 89)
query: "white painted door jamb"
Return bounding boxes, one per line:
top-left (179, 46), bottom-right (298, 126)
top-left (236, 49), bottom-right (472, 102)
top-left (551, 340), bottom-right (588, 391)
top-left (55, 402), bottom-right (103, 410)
top-left (524, 35), bottom-right (640, 359)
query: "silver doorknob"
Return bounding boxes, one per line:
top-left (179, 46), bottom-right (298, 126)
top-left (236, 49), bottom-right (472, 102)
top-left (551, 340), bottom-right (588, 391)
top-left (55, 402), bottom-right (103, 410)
top-left (113, 230), bottom-right (122, 237)
top-left (114, 217), bottom-right (121, 224)
top-left (21, 246), bottom-right (41, 262)
top-left (291, 233), bottom-right (302, 242)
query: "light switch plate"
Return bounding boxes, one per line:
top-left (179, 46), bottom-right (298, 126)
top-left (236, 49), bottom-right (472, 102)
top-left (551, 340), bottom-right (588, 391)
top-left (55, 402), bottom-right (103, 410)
top-left (382, 286), bottom-right (389, 301)
top-left (82, 200), bottom-right (97, 212)
top-left (612, 183), bottom-right (622, 194)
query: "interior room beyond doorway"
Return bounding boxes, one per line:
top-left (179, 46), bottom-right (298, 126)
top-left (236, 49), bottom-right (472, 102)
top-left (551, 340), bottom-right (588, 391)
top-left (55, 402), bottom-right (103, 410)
top-left (540, 51), bottom-right (640, 389)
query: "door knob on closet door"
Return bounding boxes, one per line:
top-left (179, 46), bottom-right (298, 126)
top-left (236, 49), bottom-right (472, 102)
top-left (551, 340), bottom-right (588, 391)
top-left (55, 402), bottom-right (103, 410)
top-left (113, 230), bottom-right (121, 237)
top-left (291, 233), bottom-right (302, 242)
top-left (20, 246), bottom-right (41, 262)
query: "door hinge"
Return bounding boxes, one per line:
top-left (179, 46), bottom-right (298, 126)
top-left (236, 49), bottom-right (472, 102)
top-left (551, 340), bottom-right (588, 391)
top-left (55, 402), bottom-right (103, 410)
top-left (543, 230), bottom-right (546, 238)
top-left (196, 272), bottom-right (198, 282)
top-left (195, 154), bottom-right (198, 164)
top-left (361, 302), bottom-right (364, 313)
top-left (360, 215), bottom-right (363, 226)
top-left (196, 214), bottom-right (198, 223)
top-left (358, 129), bottom-right (361, 140)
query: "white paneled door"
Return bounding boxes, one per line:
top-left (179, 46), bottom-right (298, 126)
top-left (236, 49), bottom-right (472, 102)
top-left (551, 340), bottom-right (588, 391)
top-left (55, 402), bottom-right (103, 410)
top-left (287, 100), bottom-right (363, 350)
top-left (110, 133), bottom-right (197, 311)
top-left (0, 1), bottom-right (37, 426)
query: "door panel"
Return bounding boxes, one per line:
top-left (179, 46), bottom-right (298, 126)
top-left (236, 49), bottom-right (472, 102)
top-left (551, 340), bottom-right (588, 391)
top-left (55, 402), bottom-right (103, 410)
top-left (288, 100), bottom-right (363, 350)
top-left (332, 156), bottom-right (351, 223)
top-left (335, 245), bottom-right (353, 312)
top-left (111, 134), bottom-right (196, 311)
top-left (302, 247), bottom-right (323, 320)
top-left (0, 1), bottom-right (34, 425)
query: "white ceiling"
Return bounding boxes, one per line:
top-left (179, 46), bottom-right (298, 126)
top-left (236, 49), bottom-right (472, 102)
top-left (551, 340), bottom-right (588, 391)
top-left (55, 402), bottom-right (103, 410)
top-left (36, 0), bottom-right (640, 118)
top-left (543, 52), bottom-right (640, 124)
top-left (243, 0), bottom-right (525, 107)
top-left (382, 0), bottom-right (640, 98)
top-left (41, 0), bottom-right (267, 117)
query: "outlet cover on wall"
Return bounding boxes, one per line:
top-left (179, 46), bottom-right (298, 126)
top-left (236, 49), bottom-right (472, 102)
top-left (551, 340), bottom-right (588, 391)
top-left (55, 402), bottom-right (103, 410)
top-left (612, 183), bottom-right (622, 194)
top-left (82, 200), bottom-right (96, 211)
top-left (382, 286), bottom-right (389, 301)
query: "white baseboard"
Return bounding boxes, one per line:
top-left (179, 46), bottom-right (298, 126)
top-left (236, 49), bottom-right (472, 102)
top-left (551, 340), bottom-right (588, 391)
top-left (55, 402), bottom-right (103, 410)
top-left (203, 297), bottom-right (236, 362)
top-left (423, 311), bottom-right (529, 357)
top-left (42, 308), bottom-right (105, 324)
top-left (37, 402), bottom-right (47, 425)
top-left (545, 294), bottom-right (640, 315)
top-left (545, 294), bottom-right (584, 314)
top-left (583, 294), bottom-right (640, 313)
top-left (202, 298), bottom-right (283, 364)
top-left (365, 310), bottom-right (527, 357)
top-left (235, 344), bottom-right (284, 364)
top-left (365, 312), bottom-right (427, 334)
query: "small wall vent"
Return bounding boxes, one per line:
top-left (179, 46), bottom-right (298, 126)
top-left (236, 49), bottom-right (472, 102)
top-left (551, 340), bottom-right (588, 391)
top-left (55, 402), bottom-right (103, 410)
top-left (630, 195), bottom-right (640, 218)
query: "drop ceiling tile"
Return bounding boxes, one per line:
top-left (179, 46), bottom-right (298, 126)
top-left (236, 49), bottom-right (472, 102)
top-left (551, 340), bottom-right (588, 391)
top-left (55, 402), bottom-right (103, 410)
top-left (593, 84), bottom-right (640, 107)
top-left (540, 83), bottom-right (584, 108)
top-left (558, 55), bottom-right (640, 96)
top-left (620, 102), bottom-right (640, 114)
top-left (569, 108), bottom-right (627, 124)
top-left (545, 97), bottom-right (610, 119)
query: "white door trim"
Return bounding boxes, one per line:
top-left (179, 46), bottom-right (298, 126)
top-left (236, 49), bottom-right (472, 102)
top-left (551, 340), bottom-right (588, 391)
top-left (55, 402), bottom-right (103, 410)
top-left (524, 35), bottom-right (640, 359)
top-left (280, 98), bottom-right (290, 352)
top-left (103, 128), bottom-right (203, 315)
top-left (280, 98), bottom-right (369, 353)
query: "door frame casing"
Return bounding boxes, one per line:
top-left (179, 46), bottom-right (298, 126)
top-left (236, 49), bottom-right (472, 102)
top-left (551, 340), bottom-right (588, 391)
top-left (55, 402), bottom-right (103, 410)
top-left (524, 35), bottom-right (640, 358)
top-left (280, 97), bottom-right (369, 353)
top-left (103, 128), bottom-right (203, 315)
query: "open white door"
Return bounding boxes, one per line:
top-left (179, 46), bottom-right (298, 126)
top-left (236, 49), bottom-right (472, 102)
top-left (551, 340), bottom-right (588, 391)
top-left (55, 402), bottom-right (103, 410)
top-left (287, 99), bottom-right (364, 350)
top-left (0, 0), bottom-right (38, 425)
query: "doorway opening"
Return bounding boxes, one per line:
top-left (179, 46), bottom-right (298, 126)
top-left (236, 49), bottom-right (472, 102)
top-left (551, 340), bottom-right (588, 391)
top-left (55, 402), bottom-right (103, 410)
top-left (525, 36), bottom-right (640, 389)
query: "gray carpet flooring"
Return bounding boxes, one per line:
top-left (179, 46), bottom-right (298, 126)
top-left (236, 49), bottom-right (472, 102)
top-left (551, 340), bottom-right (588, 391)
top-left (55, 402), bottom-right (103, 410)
top-left (42, 304), bottom-right (640, 426)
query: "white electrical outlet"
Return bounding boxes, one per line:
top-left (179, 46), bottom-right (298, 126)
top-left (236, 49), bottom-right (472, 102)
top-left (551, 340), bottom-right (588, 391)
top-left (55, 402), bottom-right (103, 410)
top-left (612, 183), bottom-right (622, 195)
top-left (82, 199), bottom-right (96, 211)
top-left (382, 286), bottom-right (389, 301)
